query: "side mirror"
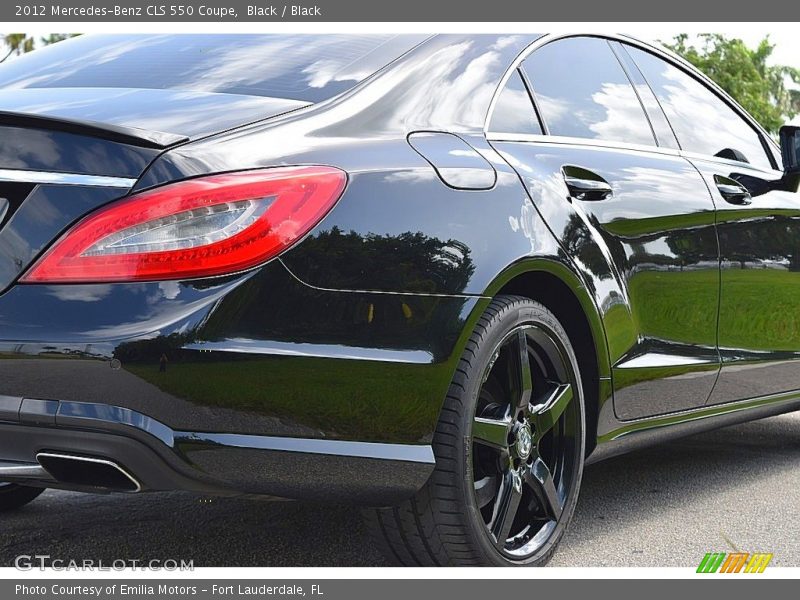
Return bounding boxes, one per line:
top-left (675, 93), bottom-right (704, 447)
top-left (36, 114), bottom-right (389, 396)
top-left (780, 125), bottom-right (800, 171)
top-left (780, 125), bottom-right (800, 191)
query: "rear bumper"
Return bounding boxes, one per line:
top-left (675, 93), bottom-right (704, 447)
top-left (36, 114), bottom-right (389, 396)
top-left (0, 396), bottom-right (435, 505)
top-left (0, 260), bottom-right (482, 504)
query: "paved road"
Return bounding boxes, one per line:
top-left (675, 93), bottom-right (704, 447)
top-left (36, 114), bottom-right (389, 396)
top-left (3, 413), bottom-right (800, 568)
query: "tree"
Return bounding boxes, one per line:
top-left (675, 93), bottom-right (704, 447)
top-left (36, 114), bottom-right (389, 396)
top-left (666, 34), bottom-right (800, 134)
top-left (0, 33), bottom-right (79, 63)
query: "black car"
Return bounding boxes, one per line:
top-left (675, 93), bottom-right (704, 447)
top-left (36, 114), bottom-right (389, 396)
top-left (1, 33), bottom-right (799, 567)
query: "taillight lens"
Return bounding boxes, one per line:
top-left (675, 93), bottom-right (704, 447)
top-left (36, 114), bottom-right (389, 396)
top-left (21, 166), bottom-right (346, 283)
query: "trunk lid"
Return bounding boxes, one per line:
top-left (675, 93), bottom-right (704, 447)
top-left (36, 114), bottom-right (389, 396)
top-left (0, 33), bottom-right (430, 292)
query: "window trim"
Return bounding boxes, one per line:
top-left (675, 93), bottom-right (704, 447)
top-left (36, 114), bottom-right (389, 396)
top-left (609, 40), bottom-right (681, 150)
top-left (516, 67), bottom-right (548, 136)
top-left (606, 40), bottom-right (661, 148)
top-left (486, 132), bottom-right (683, 159)
top-left (488, 67), bottom-right (546, 137)
top-left (484, 33), bottom-right (780, 172)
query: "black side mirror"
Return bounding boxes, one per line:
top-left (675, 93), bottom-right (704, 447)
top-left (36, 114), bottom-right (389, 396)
top-left (780, 126), bottom-right (800, 171)
top-left (780, 125), bottom-right (800, 192)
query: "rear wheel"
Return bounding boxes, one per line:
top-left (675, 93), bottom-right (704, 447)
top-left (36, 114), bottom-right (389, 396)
top-left (0, 483), bottom-right (45, 512)
top-left (366, 295), bottom-right (585, 566)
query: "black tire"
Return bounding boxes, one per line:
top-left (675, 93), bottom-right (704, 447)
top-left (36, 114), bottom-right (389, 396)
top-left (365, 295), bottom-right (586, 566)
top-left (0, 483), bottom-right (45, 512)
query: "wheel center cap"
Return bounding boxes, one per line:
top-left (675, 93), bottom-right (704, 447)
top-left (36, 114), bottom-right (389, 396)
top-left (515, 424), bottom-right (533, 459)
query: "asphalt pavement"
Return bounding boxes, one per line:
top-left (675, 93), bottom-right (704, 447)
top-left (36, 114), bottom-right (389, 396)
top-left (3, 412), bottom-right (800, 568)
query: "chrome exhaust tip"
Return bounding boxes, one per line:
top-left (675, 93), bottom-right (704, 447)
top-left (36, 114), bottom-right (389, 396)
top-left (36, 452), bottom-right (142, 492)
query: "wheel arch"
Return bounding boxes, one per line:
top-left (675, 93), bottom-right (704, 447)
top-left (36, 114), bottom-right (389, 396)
top-left (481, 259), bottom-right (612, 454)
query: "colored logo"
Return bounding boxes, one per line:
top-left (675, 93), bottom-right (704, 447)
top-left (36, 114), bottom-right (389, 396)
top-left (697, 552), bottom-right (773, 573)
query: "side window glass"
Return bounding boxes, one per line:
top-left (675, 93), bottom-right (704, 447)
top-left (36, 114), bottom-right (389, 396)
top-left (625, 45), bottom-right (773, 170)
top-left (612, 42), bottom-right (680, 150)
top-left (521, 37), bottom-right (656, 146)
top-left (488, 69), bottom-right (543, 135)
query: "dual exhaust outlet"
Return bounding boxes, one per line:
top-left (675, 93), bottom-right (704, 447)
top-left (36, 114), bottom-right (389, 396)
top-left (0, 452), bottom-right (141, 492)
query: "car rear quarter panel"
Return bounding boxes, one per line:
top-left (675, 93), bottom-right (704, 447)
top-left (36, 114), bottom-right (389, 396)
top-left (104, 32), bottom-right (612, 447)
top-left (0, 34), bottom-right (614, 485)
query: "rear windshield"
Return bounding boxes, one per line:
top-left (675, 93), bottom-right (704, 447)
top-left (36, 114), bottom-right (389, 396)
top-left (0, 34), bottom-right (428, 103)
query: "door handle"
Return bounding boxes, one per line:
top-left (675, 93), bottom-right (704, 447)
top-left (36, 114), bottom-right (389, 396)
top-left (562, 166), bottom-right (613, 201)
top-left (715, 175), bottom-right (752, 205)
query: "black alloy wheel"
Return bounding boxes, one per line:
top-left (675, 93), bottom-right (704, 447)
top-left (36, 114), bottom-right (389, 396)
top-left (367, 295), bottom-right (585, 566)
top-left (471, 323), bottom-right (581, 559)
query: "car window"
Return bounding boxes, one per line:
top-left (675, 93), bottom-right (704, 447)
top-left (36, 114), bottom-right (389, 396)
top-left (521, 37), bottom-right (656, 146)
top-left (611, 42), bottom-right (680, 150)
top-left (624, 45), bottom-right (773, 171)
top-left (488, 69), bottom-right (543, 134)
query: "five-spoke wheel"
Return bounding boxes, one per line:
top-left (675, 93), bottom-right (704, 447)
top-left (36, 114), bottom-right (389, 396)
top-left (366, 296), bottom-right (585, 566)
top-left (472, 324), bottom-right (580, 559)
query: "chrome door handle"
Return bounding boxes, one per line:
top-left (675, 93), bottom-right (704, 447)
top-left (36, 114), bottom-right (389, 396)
top-left (562, 166), bottom-right (613, 201)
top-left (564, 176), bottom-right (613, 196)
top-left (715, 175), bottom-right (752, 205)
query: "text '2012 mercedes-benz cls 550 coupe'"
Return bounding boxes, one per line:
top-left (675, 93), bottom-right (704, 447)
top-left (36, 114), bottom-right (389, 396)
top-left (2, 33), bottom-right (800, 567)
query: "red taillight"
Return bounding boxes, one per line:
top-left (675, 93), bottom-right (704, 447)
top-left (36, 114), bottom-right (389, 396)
top-left (21, 166), bottom-right (346, 284)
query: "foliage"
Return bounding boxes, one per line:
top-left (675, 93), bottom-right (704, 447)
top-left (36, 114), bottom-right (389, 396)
top-left (665, 33), bottom-right (800, 133)
top-left (1, 33), bottom-right (79, 63)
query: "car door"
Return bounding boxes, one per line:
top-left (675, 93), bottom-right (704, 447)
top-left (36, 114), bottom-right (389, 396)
top-left (624, 42), bottom-right (800, 406)
top-left (488, 35), bottom-right (721, 420)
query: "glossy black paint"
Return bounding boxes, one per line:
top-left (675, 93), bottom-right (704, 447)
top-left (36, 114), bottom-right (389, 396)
top-left (0, 401), bottom-right (436, 503)
top-left (0, 34), bottom-right (430, 106)
top-left (407, 131), bottom-right (497, 189)
top-left (692, 156), bottom-right (800, 405)
top-left (0, 124), bottom-right (159, 175)
top-left (491, 141), bottom-right (720, 420)
top-left (0, 184), bottom-right (124, 291)
top-left (0, 120), bottom-right (160, 291)
top-left (1, 33), bottom-right (800, 504)
top-left (133, 34), bottom-right (539, 190)
top-left (0, 89), bottom-right (309, 141)
top-left (0, 260), bottom-right (479, 442)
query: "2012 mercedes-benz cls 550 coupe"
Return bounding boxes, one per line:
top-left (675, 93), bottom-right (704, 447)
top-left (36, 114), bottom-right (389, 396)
top-left (2, 33), bottom-right (800, 567)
